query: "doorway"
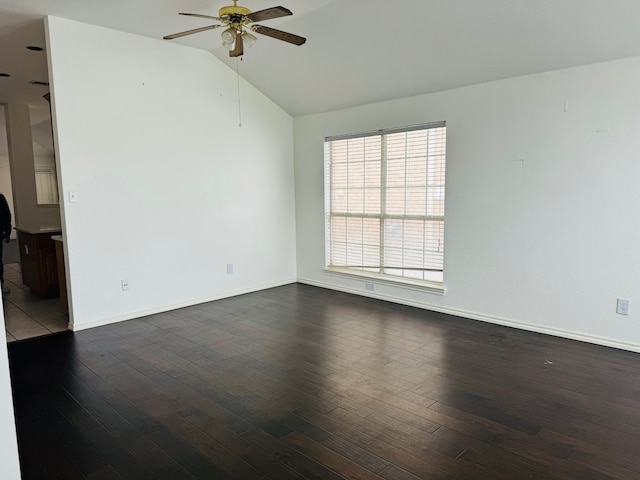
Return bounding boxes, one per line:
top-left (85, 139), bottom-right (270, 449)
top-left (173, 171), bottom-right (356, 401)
top-left (1, 104), bottom-right (68, 342)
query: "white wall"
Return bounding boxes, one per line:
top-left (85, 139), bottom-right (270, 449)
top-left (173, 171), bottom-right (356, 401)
top-left (45, 17), bottom-right (297, 330)
top-left (0, 109), bottom-right (20, 479)
top-left (0, 108), bottom-right (15, 239)
top-left (0, 310), bottom-right (21, 479)
top-left (0, 157), bottom-right (16, 239)
top-left (295, 56), bottom-right (640, 352)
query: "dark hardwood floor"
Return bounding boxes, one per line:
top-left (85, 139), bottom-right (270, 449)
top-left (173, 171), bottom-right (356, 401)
top-left (8, 283), bottom-right (640, 479)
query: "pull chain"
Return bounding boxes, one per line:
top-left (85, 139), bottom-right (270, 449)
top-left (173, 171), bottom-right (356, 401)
top-left (236, 57), bottom-right (242, 128)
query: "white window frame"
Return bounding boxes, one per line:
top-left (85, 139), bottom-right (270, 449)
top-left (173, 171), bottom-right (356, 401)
top-left (324, 122), bottom-right (446, 295)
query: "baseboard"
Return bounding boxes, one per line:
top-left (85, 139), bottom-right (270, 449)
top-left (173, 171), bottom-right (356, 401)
top-left (297, 277), bottom-right (640, 354)
top-left (70, 278), bottom-right (297, 332)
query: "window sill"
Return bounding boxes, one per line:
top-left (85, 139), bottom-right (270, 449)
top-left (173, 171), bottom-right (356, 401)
top-left (323, 267), bottom-right (446, 296)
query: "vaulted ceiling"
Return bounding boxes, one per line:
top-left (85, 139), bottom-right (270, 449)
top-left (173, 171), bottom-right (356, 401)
top-left (2, 1), bottom-right (640, 116)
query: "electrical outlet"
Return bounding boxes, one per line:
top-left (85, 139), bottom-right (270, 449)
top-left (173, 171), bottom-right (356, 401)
top-left (121, 279), bottom-right (129, 291)
top-left (365, 282), bottom-right (375, 291)
top-left (226, 264), bottom-right (234, 275)
top-left (616, 298), bottom-right (630, 315)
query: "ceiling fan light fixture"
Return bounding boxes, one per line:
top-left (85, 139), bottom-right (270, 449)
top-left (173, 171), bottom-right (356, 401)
top-left (221, 27), bottom-right (236, 46)
top-left (242, 31), bottom-right (257, 48)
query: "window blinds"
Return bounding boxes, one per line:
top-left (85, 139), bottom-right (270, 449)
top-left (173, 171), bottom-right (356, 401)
top-left (325, 122), bottom-right (446, 283)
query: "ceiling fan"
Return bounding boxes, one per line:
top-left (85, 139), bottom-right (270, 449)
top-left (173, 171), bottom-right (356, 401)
top-left (163, 0), bottom-right (306, 58)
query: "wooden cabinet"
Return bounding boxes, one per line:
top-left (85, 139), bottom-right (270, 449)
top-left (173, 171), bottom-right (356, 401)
top-left (17, 229), bottom-right (61, 297)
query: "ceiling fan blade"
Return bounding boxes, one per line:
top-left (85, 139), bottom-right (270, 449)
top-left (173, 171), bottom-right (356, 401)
top-left (253, 25), bottom-right (306, 46)
top-left (229, 32), bottom-right (244, 57)
top-left (179, 12), bottom-right (223, 21)
top-left (247, 6), bottom-right (292, 22)
top-left (163, 24), bottom-right (222, 40)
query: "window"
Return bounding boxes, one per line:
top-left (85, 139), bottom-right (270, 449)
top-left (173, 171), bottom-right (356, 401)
top-left (35, 165), bottom-right (59, 205)
top-left (324, 122), bottom-right (446, 286)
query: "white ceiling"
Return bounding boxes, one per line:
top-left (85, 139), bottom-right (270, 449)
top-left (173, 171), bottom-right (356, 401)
top-left (1, 1), bottom-right (640, 116)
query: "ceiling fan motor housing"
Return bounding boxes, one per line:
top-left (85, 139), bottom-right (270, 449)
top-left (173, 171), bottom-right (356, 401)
top-left (219, 5), bottom-right (251, 17)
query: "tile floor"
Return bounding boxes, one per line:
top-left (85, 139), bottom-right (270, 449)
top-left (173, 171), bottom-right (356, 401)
top-left (3, 263), bottom-right (69, 342)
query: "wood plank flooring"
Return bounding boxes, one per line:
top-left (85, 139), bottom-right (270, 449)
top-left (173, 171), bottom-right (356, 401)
top-left (8, 283), bottom-right (640, 479)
